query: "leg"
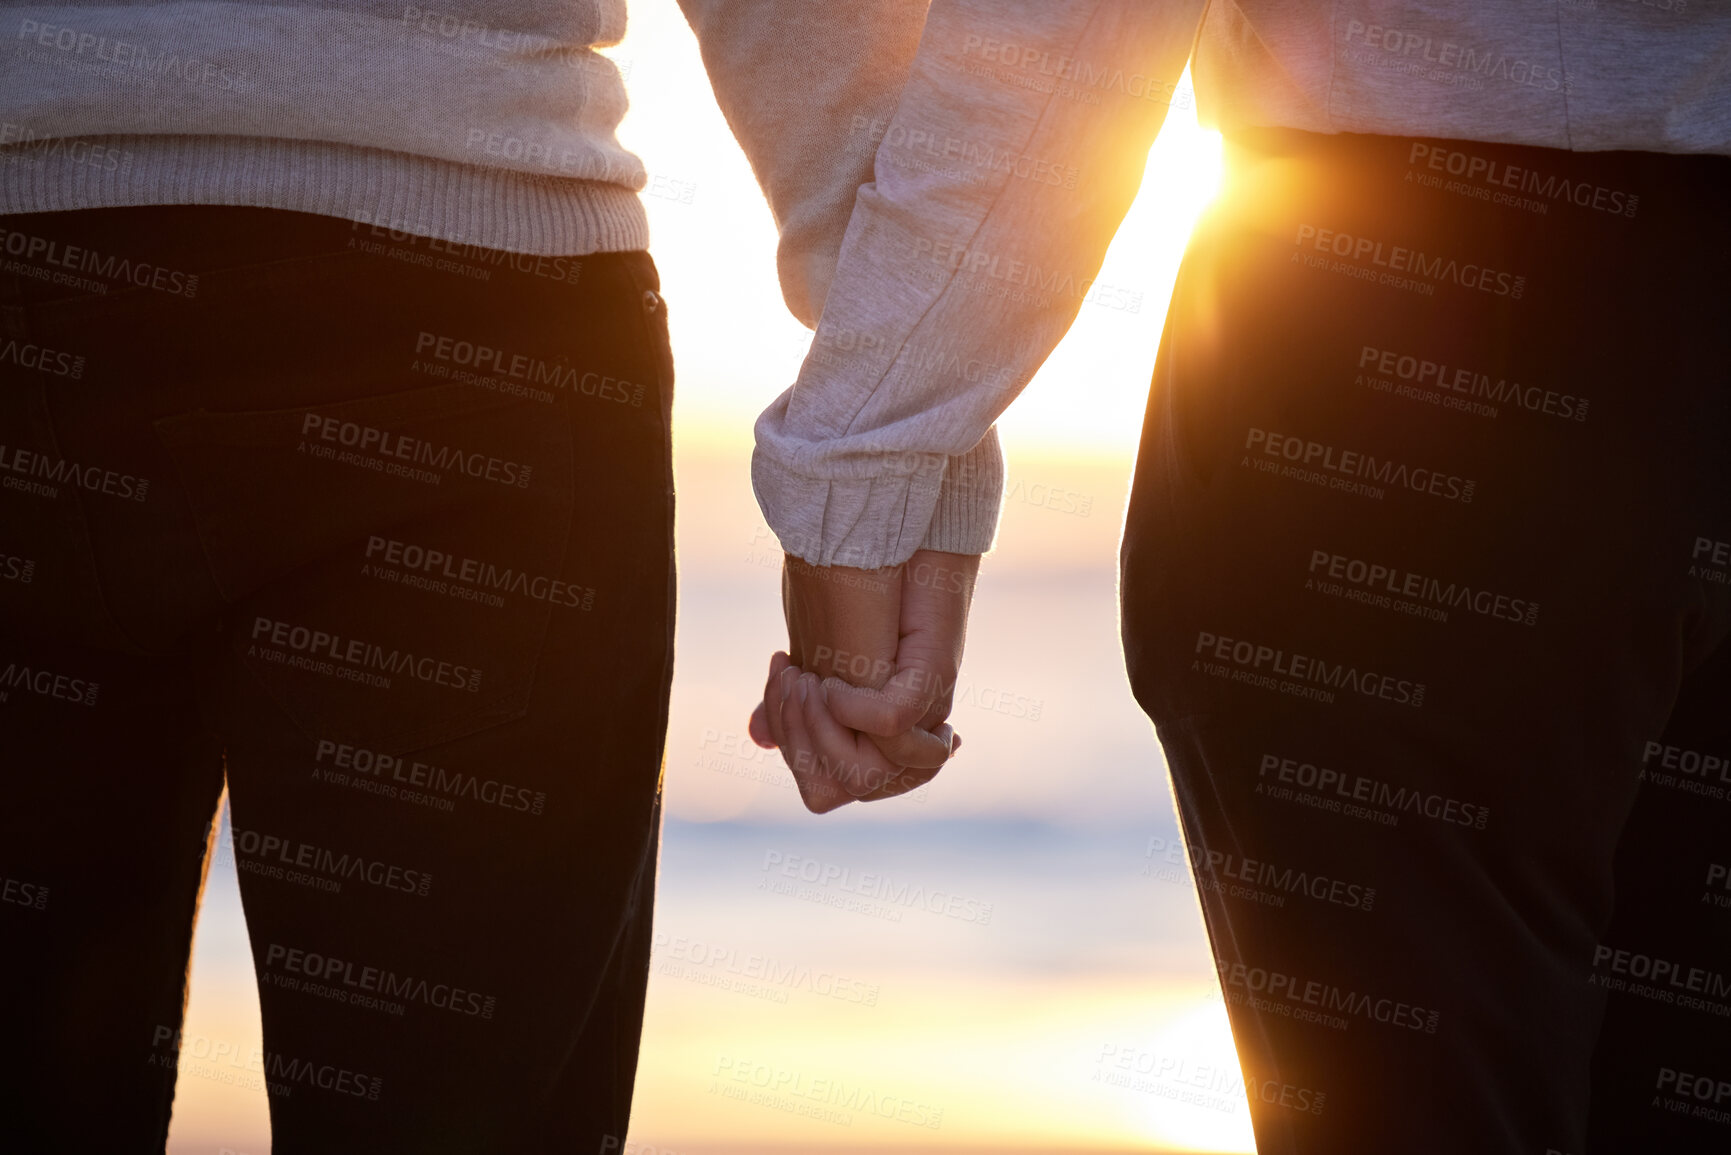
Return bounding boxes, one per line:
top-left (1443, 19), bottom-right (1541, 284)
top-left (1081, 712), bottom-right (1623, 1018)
top-left (1586, 610), bottom-right (1731, 1150)
top-left (0, 233), bottom-right (228, 1149)
top-left (132, 225), bottom-right (677, 1150)
top-left (0, 633), bottom-right (225, 1152)
top-left (1, 203), bottom-right (675, 1151)
top-left (1119, 130), bottom-right (1731, 1153)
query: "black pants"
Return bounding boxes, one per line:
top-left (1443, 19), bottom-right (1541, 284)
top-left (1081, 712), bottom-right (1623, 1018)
top-left (0, 207), bottom-right (675, 1152)
top-left (1121, 129), bottom-right (1731, 1155)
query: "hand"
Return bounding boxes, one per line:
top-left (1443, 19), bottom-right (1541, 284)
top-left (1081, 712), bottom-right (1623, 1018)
top-left (749, 550), bottom-right (981, 813)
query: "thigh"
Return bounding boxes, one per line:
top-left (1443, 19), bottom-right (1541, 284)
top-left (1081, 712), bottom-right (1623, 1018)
top-left (1119, 130), bottom-right (1731, 1154)
top-left (0, 632), bottom-right (224, 1152)
top-left (165, 241), bottom-right (678, 1153)
top-left (0, 216), bottom-right (232, 1151)
top-left (1588, 634), bottom-right (1731, 1152)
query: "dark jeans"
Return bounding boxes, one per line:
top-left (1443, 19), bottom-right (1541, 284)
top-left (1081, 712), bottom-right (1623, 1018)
top-left (1121, 129), bottom-right (1731, 1155)
top-left (0, 206), bottom-right (675, 1152)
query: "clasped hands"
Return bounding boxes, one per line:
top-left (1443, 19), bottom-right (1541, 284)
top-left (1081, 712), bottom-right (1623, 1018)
top-left (748, 549), bottom-right (981, 814)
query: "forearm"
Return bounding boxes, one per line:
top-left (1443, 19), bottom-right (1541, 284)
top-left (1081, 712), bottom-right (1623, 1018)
top-left (754, 0), bottom-right (1207, 568)
top-left (676, 0), bottom-right (928, 326)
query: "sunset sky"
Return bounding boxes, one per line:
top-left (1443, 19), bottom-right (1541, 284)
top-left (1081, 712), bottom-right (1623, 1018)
top-left (168, 6), bottom-right (1246, 1153)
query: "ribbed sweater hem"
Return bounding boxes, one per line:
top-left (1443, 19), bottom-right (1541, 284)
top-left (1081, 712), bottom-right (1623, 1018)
top-left (0, 135), bottom-right (649, 256)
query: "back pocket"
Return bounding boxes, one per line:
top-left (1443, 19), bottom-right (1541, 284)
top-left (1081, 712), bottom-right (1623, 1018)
top-left (155, 379), bottom-right (573, 751)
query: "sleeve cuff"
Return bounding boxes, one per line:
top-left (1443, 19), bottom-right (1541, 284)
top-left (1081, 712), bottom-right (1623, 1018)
top-left (918, 429), bottom-right (1002, 556)
top-left (752, 428), bottom-right (1004, 569)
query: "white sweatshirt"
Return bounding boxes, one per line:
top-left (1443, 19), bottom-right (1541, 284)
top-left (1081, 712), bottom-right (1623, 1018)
top-left (4, 2), bottom-right (1728, 566)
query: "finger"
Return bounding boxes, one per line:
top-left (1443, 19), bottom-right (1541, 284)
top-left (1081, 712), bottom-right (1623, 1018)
top-left (892, 551), bottom-right (977, 724)
top-left (858, 715), bottom-right (960, 802)
top-left (782, 673), bottom-right (855, 814)
top-left (800, 676), bottom-right (908, 798)
top-left (874, 708), bottom-right (956, 767)
top-left (766, 664), bottom-right (797, 754)
top-left (783, 555), bottom-right (901, 688)
top-left (822, 670), bottom-right (937, 739)
top-left (857, 757), bottom-right (941, 802)
top-left (865, 721), bottom-right (955, 771)
top-left (748, 701), bottom-right (774, 749)
top-left (779, 670), bottom-right (812, 762)
top-left (761, 652), bottom-right (793, 709)
top-left (754, 652), bottom-right (793, 748)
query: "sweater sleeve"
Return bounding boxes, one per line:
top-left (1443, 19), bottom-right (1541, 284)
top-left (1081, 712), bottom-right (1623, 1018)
top-left (685, 0), bottom-right (1207, 568)
top-left (676, 0), bottom-right (929, 327)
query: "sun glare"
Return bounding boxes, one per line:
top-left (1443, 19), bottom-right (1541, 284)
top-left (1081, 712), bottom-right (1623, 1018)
top-left (605, 8), bottom-right (1223, 464)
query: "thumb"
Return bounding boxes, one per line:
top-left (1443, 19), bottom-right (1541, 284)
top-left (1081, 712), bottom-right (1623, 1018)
top-left (824, 662), bottom-right (953, 769)
top-left (821, 658), bottom-right (941, 735)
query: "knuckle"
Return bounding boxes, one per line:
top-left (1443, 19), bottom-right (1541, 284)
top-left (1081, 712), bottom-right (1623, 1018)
top-left (865, 701), bottom-right (926, 737)
top-left (894, 702), bottom-right (933, 730)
